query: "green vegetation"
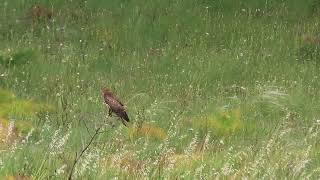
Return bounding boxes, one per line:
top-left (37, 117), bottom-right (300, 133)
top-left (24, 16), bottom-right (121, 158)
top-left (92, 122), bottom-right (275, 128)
top-left (1, 0), bottom-right (320, 179)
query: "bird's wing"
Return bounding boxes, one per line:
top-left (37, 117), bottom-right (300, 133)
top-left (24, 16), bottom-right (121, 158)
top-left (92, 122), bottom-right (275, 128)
top-left (109, 97), bottom-right (129, 122)
top-left (106, 91), bottom-right (124, 106)
top-left (114, 98), bottom-right (124, 106)
top-left (111, 94), bottom-right (124, 106)
top-left (108, 98), bottom-right (123, 108)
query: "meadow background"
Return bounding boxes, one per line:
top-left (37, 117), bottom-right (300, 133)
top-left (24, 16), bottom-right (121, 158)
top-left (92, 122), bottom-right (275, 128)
top-left (1, 0), bottom-right (320, 179)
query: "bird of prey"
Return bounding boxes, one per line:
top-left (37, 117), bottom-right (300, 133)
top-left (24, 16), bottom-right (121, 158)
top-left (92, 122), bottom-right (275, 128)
top-left (102, 88), bottom-right (130, 126)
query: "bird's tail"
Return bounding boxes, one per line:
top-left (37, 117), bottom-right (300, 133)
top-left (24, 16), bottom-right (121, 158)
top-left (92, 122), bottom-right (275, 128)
top-left (118, 111), bottom-right (129, 126)
top-left (123, 113), bottom-right (130, 122)
top-left (121, 119), bottom-right (128, 126)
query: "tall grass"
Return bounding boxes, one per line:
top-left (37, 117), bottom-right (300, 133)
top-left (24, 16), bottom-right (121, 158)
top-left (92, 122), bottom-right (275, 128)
top-left (1, 0), bottom-right (320, 179)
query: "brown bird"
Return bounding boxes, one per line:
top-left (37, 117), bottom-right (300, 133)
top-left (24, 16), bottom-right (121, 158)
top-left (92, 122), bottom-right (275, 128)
top-left (102, 88), bottom-right (129, 126)
top-left (29, 4), bottom-right (53, 24)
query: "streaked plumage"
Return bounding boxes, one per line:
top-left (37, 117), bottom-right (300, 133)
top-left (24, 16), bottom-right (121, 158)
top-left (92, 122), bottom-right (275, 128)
top-left (102, 88), bottom-right (129, 126)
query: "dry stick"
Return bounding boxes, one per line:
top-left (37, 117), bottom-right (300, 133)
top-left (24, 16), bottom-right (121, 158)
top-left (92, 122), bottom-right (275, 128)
top-left (67, 126), bottom-right (102, 180)
top-left (82, 118), bottom-right (93, 137)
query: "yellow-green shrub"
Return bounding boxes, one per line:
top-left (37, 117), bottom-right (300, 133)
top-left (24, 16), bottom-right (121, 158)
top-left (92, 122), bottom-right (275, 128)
top-left (128, 123), bottom-right (167, 140)
top-left (193, 108), bottom-right (243, 136)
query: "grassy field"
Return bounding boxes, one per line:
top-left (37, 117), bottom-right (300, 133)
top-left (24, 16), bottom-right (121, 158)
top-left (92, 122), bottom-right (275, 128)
top-left (1, 0), bottom-right (320, 179)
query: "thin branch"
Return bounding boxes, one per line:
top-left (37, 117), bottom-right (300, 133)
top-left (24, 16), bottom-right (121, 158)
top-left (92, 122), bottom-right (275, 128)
top-left (82, 119), bottom-right (92, 137)
top-left (67, 127), bottom-right (102, 180)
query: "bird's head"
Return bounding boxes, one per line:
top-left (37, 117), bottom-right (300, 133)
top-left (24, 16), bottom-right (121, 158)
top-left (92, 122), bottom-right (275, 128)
top-left (101, 87), bottom-right (112, 96)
